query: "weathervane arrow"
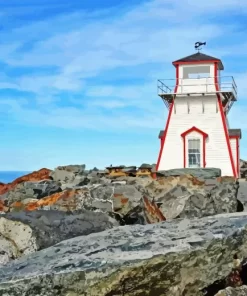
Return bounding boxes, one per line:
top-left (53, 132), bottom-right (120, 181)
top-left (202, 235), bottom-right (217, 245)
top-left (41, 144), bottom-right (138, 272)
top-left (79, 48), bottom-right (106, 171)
top-left (195, 41), bottom-right (206, 52)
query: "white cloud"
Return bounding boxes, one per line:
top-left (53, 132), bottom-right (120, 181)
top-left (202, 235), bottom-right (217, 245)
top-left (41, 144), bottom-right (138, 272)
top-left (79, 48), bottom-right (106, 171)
top-left (10, 103), bottom-right (164, 130)
top-left (89, 100), bottom-right (128, 109)
top-left (0, 0), bottom-right (246, 131)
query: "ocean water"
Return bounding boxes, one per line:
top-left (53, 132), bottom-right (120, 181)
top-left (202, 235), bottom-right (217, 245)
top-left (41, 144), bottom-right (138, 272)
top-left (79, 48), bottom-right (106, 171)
top-left (0, 171), bottom-right (30, 183)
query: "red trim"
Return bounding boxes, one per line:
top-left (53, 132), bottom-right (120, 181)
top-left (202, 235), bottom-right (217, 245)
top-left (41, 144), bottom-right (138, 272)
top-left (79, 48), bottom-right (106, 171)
top-left (156, 65), bottom-right (179, 171)
top-left (181, 126), bottom-right (208, 138)
top-left (175, 65), bottom-right (179, 92)
top-left (183, 137), bottom-right (186, 168)
top-left (214, 62), bottom-right (237, 177)
top-left (229, 135), bottom-right (240, 177)
top-left (172, 60), bottom-right (220, 67)
top-left (203, 139), bottom-right (206, 168)
top-left (156, 102), bottom-right (174, 171)
top-left (237, 137), bottom-right (240, 178)
top-left (181, 126), bottom-right (208, 168)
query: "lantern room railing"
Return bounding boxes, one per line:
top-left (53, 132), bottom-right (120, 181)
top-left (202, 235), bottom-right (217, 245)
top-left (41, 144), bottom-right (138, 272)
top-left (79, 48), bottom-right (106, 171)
top-left (157, 76), bottom-right (237, 101)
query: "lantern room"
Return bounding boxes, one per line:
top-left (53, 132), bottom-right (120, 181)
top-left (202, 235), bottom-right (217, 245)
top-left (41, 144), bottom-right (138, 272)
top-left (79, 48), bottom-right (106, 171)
top-left (157, 52), bottom-right (237, 114)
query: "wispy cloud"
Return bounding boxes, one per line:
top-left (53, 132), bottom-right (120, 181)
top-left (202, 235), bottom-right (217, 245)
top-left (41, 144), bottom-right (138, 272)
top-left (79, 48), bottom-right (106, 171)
top-left (0, 0), bottom-right (247, 169)
top-left (0, 0), bottom-right (247, 135)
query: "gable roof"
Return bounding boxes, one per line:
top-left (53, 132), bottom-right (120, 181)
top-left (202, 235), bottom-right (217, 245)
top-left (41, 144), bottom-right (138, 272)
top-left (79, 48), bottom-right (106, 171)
top-left (181, 126), bottom-right (208, 138)
top-left (172, 52), bottom-right (224, 70)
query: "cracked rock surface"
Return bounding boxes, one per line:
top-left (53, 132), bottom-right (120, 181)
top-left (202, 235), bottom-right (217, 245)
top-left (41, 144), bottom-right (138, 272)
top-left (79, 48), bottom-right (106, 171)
top-left (0, 209), bottom-right (117, 266)
top-left (0, 212), bottom-right (247, 295)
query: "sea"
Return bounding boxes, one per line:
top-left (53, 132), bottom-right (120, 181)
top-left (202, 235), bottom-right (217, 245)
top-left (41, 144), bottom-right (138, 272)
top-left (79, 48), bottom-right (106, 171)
top-left (0, 171), bottom-right (30, 184)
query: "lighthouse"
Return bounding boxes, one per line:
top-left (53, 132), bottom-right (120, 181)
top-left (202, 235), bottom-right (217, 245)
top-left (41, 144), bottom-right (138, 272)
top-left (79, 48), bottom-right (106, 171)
top-left (156, 43), bottom-right (241, 177)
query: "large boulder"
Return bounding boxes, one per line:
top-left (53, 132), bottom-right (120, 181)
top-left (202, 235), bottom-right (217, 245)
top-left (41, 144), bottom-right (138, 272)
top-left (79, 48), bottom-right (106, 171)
top-left (4, 180), bottom-right (62, 207)
top-left (142, 175), bottom-right (240, 219)
top-left (4, 175), bottom-right (242, 223)
top-left (8, 184), bottom-right (143, 216)
top-left (157, 168), bottom-right (221, 179)
top-left (0, 209), bottom-right (117, 266)
top-left (49, 165), bottom-right (88, 189)
top-left (0, 168), bottom-right (51, 195)
top-left (10, 188), bottom-right (91, 212)
top-left (0, 216), bottom-right (37, 266)
top-left (237, 180), bottom-right (247, 210)
top-left (215, 286), bottom-right (247, 296)
top-left (1, 213), bottom-right (247, 295)
top-left (91, 184), bottom-right (142, 215)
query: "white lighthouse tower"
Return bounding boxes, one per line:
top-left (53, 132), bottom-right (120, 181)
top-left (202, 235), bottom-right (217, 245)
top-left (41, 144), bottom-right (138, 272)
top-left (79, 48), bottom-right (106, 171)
top-left (156, 43), bottom-right (241, 177)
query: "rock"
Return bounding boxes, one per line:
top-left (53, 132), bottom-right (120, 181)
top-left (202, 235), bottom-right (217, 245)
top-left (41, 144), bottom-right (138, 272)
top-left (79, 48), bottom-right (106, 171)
top-left (0, 168), bottom-right (51, 195)
top-left (142, 175), bottom-right (240, 219)
top-left (4, 180), bottom-right (62, 206)
top-left (11, 188), bottom-right (91, 212)
top-left (240, 159), bottom-right (247, 178)
top-left (3, 175), bottom-right (241, 222)
top-left (237, 180), bottom-right (247, 210)
top-left (215, 286), bottom-right (247, 296)
top-left (0, 209), bottom-right (118, 265)
top-left (1, 213), bottom-right (247, 295)
top-left (108, 184), bottom-right (142, 214)
top-left (0, 216), bottom-right (37, 266)
top-left (9, 184), bottom-right (143, 217)
top-left (139, 163), bottom-right (152, 168)
top-left (49, 165), bottom-right (87, 189)
top-left (240, 168), bottom-right (247, 178)
top-left (0, 199), bottom-right (8, 213)
top-left (157, 168), bottom-right (221, 179)
top-left (122, 205), bottom-right (145, 225)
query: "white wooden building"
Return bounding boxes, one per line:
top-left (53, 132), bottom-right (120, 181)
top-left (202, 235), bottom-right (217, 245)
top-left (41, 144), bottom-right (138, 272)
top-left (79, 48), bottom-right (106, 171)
top-left (156, 51), bottom-right (241, 177)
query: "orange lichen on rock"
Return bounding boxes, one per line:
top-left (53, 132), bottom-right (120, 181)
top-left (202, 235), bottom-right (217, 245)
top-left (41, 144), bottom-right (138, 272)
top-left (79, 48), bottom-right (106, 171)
top-left (156, 174), bottom-right (205, 188)
top-left (0, 168), bottom-right (51, 195)
top-left (10, 201), bottom-right (25, 212)
top-left (120, 197), bottom-right (129, 204)
top-left (0, 200), bottom-right (5, 212)
top-left (142, 196), bottom-right (166, 224)
top-left (112, 193), bottom-right (131, 214)
top-left (24, 189), bottom-right (85, 211)
top-left (216, 176), bottom-right (236, 183)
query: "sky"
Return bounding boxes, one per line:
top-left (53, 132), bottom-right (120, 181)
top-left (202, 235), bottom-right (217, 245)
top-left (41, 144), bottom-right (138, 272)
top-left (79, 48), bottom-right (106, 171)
top-left (0, 0), bottom-right (247, 171)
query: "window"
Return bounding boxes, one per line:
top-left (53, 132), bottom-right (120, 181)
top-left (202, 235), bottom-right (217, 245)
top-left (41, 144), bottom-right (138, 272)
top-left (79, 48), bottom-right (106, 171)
top-left (183, 66), bottom-right (210, 79)
top-left (188, 139), bottom-right (201, 168)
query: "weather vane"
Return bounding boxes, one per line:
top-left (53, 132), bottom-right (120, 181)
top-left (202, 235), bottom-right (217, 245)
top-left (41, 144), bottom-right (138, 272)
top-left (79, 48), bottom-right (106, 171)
top-left (195, 41), bottom-right (206, 52)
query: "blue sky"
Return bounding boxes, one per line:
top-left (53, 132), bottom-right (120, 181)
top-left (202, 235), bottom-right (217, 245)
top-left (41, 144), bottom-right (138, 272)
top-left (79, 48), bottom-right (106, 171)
top-left (0, 0), bottom-right (247, 171)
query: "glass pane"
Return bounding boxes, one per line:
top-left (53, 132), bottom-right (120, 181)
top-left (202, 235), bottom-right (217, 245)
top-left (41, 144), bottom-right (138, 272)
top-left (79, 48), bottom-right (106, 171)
top-left (188, 138), bottom-right (201, 168)
top-left (183, 66), bottom-right (210, 79)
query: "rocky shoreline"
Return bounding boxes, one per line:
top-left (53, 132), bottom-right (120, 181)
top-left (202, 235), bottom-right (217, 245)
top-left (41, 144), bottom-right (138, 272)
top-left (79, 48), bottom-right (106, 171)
top-left (0, 164), bottom-right (246, 295)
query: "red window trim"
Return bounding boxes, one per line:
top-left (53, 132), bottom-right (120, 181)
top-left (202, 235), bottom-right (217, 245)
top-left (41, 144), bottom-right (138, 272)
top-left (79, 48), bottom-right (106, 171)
top-left (181, 126), bottom-right (208, 168)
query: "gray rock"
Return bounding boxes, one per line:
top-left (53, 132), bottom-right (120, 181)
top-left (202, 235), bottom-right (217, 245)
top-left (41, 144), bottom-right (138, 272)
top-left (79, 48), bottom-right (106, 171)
top-left (0, 209), bottom-right (118, 266)
top-left (237, 180), bottom-right (247, 210)
top-left (1, 213), bottom-right (247, 295)
top-left (141, 176), bottom-right (241, 219)
top-left (139, 163), bottom-right (152, 168)
top-left (5, 180), bottom-right (62, 205)
top-left (157, 168), bottom-right (221, 179)
top-left (88, 184), bottom-right (142, 215)
top-left (158, 182), bottom-right (239, 219)
top-left (215, 286), bottom-right (247, 295)
top-left (49, 165), bottom-right (86, 186)
top-left (240, 159), bottom-right (247, 168)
